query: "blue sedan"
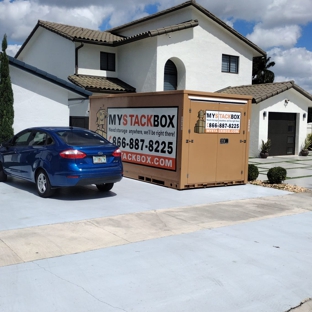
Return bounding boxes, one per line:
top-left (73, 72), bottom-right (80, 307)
top-left (0, 127), bottom-right (123, 197)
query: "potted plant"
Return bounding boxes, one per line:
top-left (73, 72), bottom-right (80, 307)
top-left (300, 134), bottom-right (312, 156)
top-left (260, 139), bottom-right (271, 158)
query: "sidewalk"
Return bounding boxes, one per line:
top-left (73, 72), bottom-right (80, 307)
top-left (249, 154), bottom-right (312, 189)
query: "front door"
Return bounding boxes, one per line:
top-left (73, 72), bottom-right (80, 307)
top-left (268, 113), bottom-right (296, 156)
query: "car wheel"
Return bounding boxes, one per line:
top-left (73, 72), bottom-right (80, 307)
top-left (36, 170), bottom-right (54, 198)
top-left (96, 183), bottom-right (114, 192)
top-left (0, 163), bottom-right (7, 182)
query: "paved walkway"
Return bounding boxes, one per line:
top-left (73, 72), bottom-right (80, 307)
top-left (1, 192), bottom-right (309, 268)
top-left (249, 154), bottom-right (312, 189)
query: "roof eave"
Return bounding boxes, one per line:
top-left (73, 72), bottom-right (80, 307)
top-left (109, 1), bottom-right (194, 33)
top-left (113, 20), bottom-right (199, 46)
top-left (9, 56), bottom-right (91, 97)
top-left (218, 81), bottom-right (312, 104)
top-left (15, 21), bottom-right (41, 58)
top-left (86, 88), bottom-right (136, 93)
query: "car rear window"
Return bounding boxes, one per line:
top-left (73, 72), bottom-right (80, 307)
top-left (56, 130), bottom-right (109, 146)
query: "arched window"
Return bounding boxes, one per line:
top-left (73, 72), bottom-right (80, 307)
top-left (164, 60), bottom-right (177, 90)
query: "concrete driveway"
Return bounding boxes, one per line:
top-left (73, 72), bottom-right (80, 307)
top-left (0, 176), bottom-right (312, 312)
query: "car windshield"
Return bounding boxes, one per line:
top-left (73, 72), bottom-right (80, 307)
top-left (56, 130), bottom-right (109, 146)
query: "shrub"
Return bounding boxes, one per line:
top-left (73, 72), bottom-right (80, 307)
top-left (248, 164), bottom-right (259, 181)
top-left (306, 133), bottom-right (312, 150)
top-left (260, 139), bottom-right (271, 153)
top-left (267, 167), bottom-right (287, 184)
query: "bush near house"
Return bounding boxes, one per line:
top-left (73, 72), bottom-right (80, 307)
top-left (307, 133), bottom-right (312, 150)
top-left (267, 167), bottom-right (287, 184)
top-left (248, 164), bottom-right (259, 181)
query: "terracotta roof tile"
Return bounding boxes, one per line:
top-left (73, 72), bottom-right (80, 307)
top-left (68, 75), bottom-right (136, 93)
top-left (217, 81), bottom-right (312, 103)
top-left (114, 20), bottom-right (199, 45)
top-left (38, 20), bottom-right (124, 43)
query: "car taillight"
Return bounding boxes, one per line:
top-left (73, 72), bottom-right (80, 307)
top-left (60, 149), bottom-right (86, 159)
top-left (112, 148), bottom-right (121, 157)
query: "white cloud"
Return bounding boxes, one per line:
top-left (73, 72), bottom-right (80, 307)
top-left (247, 24), bottom-right (302, 49)
top-left (269, 47), bottom-right (312, 93)
top-left (6, 44), bottom-right (21, 57)
top-left (263, 0), bottom-right (312, 28)
top-left (198, 0), bottom-right (271, 22)
top-left (0, 0), bottom-right (114, 42)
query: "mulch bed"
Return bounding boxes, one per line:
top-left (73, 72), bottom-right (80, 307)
top-left (249, 180), bottom-right (311, 193)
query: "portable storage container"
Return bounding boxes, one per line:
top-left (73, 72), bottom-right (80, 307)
top-left (89, 90), bottom-right (252, 190)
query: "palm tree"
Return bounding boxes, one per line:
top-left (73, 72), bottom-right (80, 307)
top-left (252, 56), bottom-right (275, 84)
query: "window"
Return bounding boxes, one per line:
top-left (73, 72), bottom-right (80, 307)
top-left (222, 54), bottom-right (239, 73)
top-left (30, 131), bottom-right (47, 146)
top-left (164, 60), bottom-right (177, 91)
top-left (56, 129), bottom-right (109, 146)
top-left (100, 52), bottom-right (115, 71)
top-left (308, 107), bottom-right (312, 123)
top-left (13, 131), bottom-right (32, 146)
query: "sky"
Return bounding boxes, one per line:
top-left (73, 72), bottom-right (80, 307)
top-left (0, 0), bottom-right (312, 93)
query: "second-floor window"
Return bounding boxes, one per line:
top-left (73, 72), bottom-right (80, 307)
top-left (222, 54), bottom-right (239, 74)
top-left (164, 60), bottom-right (177, 91)
top-left (100, 52), bottom-right (115, 71)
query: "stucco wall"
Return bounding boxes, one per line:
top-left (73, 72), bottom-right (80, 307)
top-left (116, 18), bottom-right (255, 93)
top-left (78, 44), bottom-right (118, 78)
top-left (68, 99), bottom-right (89, 117)
top-left (118, 38), bottom-right (158, 92)
top-left (156, 22), bottom-right (254, 92)
top-left (10, 67), bottom-right (70, 134)
top-left (17, 28), bottom-right (75, 81)
top-left (249, 89), bottom-right (310, 157)
top-left (249, 103), bottom-right (260, 157)
top-left (114, 6), bottom-right (258, 93)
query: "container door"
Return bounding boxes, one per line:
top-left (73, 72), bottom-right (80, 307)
top-left (187, 100), bottom-right (248, 185)
top-left (215, 103), bottom-right (247, 182)
top-left (186, 101), bottom-right (219, 184)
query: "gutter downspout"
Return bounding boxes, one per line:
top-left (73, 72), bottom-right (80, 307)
top-left (75, 43), bottom-right (84, 74)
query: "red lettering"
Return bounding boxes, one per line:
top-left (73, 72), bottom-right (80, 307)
top-left (140, 115), bottom-right (146, 126)
top-left (123, 114), bottom-right (127, 126)
top-left (133, 115), bottom-right (140, 126)
top-left (147, 115), bottom-right (153, 127)
top-left (129, 114), bottom-right (134, 125)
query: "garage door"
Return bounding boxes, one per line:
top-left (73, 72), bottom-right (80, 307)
top-left (268, 112), bottom-right (296, 156)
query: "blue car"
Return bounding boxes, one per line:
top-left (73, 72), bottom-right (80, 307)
top-left (0, 127), bottom-right (123, 197)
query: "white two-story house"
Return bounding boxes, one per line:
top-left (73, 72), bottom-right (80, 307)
top-left (14, 0), bottom-right (312, 156)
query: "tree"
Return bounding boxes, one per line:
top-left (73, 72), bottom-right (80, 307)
top-left (252, 56), bottom-right (275, 84)
top-left (0, 34), bottom-right (14, 142)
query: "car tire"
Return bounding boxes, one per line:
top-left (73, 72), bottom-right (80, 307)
top-left (0, 163), bottom-right (7, 182)
top-left (36, 170), bottom-right (54, 198)
top-left (96, 183), bottom-right (114, 192)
